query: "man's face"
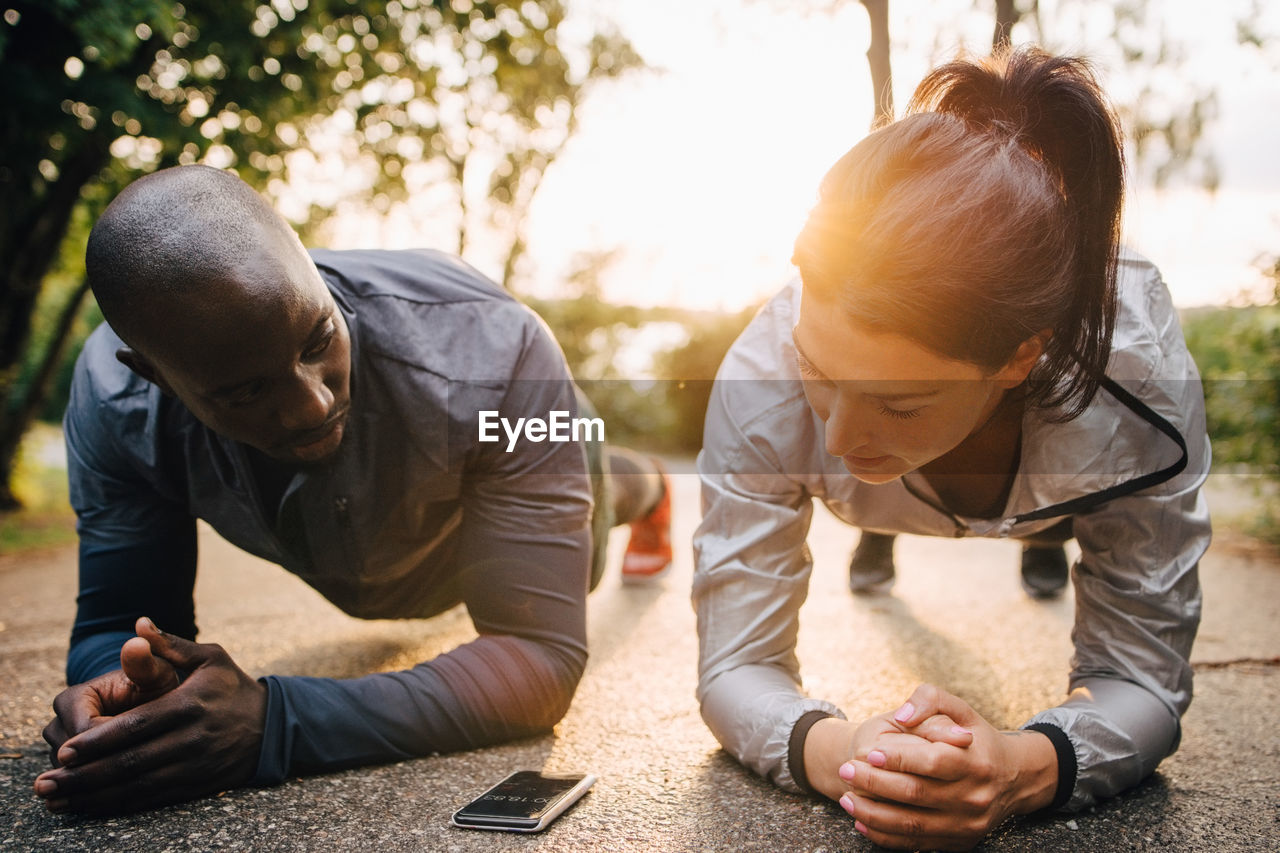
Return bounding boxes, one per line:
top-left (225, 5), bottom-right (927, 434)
top-left (129, 241), bottom-right (353, 465)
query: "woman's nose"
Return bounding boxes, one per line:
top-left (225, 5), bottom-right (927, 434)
top-left (824, 392), bottom-right (874, 457)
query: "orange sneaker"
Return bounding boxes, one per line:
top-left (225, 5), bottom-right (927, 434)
top-left (621, 471), bottom-right (672, 584)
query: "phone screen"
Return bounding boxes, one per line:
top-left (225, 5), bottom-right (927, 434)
top-left (452, 771), bottom-right (595, 832)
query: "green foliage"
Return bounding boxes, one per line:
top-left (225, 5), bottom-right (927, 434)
top-left (0, 424), bottom-right (77, 552)
top-left (1184, 305), bottom-right (1280, 472)
top-left (0, 0), bottom-right (641, 506)
top-left (2, 0), bottom-right (640, 249)
top-left (651, 307), bottom-right (757, 452)
top-left (526, 248), bottom-right (760, 452)
top-left (6, 201), bottom-right (102, 426)
top-left (1182, 298), bottom-right (1280, 542)
top-left (530, 283), bottom-right (756, 453)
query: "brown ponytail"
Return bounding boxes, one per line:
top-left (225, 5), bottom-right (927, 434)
top-left (793, 47), bottom-right (1125, 420)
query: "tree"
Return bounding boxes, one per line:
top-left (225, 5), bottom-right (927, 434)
top-left (979, 0), bottom-right (1221, 191)
top-left (773, 0), bottom-right (1242, 193)
top-left (0, 0), bottom-right (641, 508)
top-left (860, 0), bottom-right (893, 127)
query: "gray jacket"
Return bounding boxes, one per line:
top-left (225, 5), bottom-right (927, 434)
top-left (65, 248), bottom-right (594, 782)
top-left (693, 250), bottom-right (1211, 810)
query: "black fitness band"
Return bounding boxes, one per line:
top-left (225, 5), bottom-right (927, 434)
top-left (1024, 722), bottom-right (1078, 812)
top-left (789, 710), bottom-right (835, 795)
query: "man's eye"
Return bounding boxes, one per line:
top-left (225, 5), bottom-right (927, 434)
top-left (304, 327), bottom-right (335, 360)
top-left (228, 382), bottom-right (264, 406)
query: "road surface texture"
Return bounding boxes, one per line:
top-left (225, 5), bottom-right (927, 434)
top-left (1, 462), bottom-right (1276, 851)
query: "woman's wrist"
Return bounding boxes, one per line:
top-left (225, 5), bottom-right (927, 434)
top-left (1005, 728), bottom-right (1061, 814)
top-left (801, 716), bottom-right (858, 800)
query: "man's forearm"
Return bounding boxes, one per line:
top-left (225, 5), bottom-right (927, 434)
top-left (252, 633), bottom-right (586, 784)
top-left (69, 526), bottom-right (198, 683)
top-left (66, 631), bottom-right (137, 684)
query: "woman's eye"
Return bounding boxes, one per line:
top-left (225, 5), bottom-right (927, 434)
top-left (877, 402), bottom-right (922, 421)
top-left (796, 358), bottom-right (826, 380)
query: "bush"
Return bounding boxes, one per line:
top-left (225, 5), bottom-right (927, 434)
top-left (1182, 302), bottom-right (1280, 542)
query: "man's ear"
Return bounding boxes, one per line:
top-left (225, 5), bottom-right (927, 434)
top-left (116, 347), bottom-right (175, 396)
top-left (993, 329), bottom-right (1052, 389)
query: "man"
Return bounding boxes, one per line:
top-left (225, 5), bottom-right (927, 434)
top-left (32, 165), bottom-right (670, 815)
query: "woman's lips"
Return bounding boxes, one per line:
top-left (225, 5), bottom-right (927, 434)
top-left (844, 452), bottom-right (892, 468)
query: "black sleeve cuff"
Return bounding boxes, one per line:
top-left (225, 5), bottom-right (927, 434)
top-left (788, 710), bottom-right (835, 796)
top-left (1024, 722), bottom-right (1077, 812)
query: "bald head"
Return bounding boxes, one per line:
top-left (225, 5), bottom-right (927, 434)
top-left (87, 166), bottom-right (353, 464)
top-left (86, 165), bottom-right (308, 350)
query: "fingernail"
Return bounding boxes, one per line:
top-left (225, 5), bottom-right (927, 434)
top-left (34, 778), bottom-right (56, 796)
top-left (838, 762), bottom-right (855, 782)
top-left (951, 725), bottom-right (972, 735)
top-left (57, 746), bottom-right (77, 766)
top-left (854, 820), bottom-right (869, 835)
top-left (868, 749), bottom-right (887, 767)
top-left (839, 793), bottom-right (856, 814)
top-left (894, 701), bottom-right (915, 723)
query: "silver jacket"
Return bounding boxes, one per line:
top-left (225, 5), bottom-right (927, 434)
top-left (693, 250), bottom-right (1211, 810)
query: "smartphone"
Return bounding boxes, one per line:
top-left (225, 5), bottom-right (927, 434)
top-left (451, 770), bottom-right (596, 832)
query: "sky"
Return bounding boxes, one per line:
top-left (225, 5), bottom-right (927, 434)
top-left (317, 0), bottom-right (1280, 312)
top-left (510, 0), bottom-right (1280, 311)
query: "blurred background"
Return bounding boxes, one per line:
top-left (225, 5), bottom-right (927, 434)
top-left (2, 0), bottom-right (1278, 548)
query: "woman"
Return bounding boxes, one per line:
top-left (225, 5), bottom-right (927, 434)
top-left (692, 47), bottom-right (1209, 850)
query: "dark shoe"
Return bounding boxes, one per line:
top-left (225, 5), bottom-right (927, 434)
top-left (1020, 545), bottom-right (1069, 598)
top-left (849, 532), bottom-right (896, 595)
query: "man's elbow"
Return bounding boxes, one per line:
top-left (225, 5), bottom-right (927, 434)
top-left (514, 638), bottom-right (586, 732)
top-left (459, 634), bottom-right (586, 740)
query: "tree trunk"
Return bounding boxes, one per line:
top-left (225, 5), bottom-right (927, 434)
top-left (1, 130), bottom-right (110, 376)
top-left (0, 133), bottom-right (110, 511)
top-left (993, 0), bottom-right (1021, 53)
top-left (500, 156), bottom-right (555, 292)
top-left (0, 276), bottom-right (91, 510)
top-left (859, 0), bottom-right (893, 128)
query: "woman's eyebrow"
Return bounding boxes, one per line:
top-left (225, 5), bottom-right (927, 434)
top-left (866, 388), bottom-right (942, 402)
top-left (792, 330), bottom-right (942, 400)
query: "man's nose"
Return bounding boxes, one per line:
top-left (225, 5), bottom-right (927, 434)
top-left (278, 368), bottom-right (334, 431)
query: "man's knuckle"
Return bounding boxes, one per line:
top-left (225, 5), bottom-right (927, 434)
top-left (172, 696), bottom-right (204, 722)
top-left (51, 690), bottom-right (76, 715)
top-left (119, 710), bottom-right (150, 737)
top-left (109, 747), bottom-right (145, 778)
top-left (189, 721), bottom-right (219, 751)
top-left (205, 642), bottom-right (228, 659)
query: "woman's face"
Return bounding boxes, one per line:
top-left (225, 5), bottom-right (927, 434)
top-left (793, 288), bottom-right (1029, 484)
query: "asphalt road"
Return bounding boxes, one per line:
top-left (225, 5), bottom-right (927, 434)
top-left (1, 464), bottom-right (1277, 851)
